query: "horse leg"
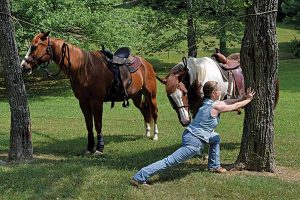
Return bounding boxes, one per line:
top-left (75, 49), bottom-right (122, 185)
top-left (79, 101), bottom-right (94, 154)
top-left (132, 92), bottom-right (152, 139)
top-left (143, 88), bottom-right (159, 140)
top-left (149, 95), bottom-right (158, 140)
top-left (91, 100), bottom-right (104, 155)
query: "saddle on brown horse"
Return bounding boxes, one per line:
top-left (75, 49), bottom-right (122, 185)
top-left (211, 50), bottom-right (244, 98)
top-left (102, 47), bottom-right (141, 108)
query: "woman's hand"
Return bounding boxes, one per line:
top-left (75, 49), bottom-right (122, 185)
top-left (245, 87), bottom-right (256, 101)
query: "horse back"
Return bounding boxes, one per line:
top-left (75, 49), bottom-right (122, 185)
top-left (71, 50), bottom-right (113, 100)
top-left (127, 56), bottom-right (157, 95)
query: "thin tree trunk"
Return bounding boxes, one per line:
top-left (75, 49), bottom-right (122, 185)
top-left (0, 0), bottom-right (33, 162)
top-left (187, 0), bottom-right (197, 57)
top-left (235, 0), bottom-right (278, 172)
top-left (219, 0), bottom-right (227, 55)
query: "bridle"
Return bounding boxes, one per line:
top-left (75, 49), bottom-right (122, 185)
top-left (25, 37), bottom-right (71, 78)
top-left (167, 86), bottom-right (190, 112)
top-left (25, 37), bottom-right (53, 70)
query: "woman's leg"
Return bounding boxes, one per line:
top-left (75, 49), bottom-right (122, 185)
top-left (133, 145), bottom-right (200, 183)
top-left (133, 131), bottom-right (204, 183)
top-left (207, 132), bottom-right (221, 169)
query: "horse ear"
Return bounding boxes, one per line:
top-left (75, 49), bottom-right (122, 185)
top-left (40, 31), bottom-right (50, 41)
top-left (177, 70), bottom-right (188, 82)
top-left (156, 76), bottom-right (167, 84)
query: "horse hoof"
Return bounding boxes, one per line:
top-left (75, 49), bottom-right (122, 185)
top-left (153, 135), bottom-right (158, 141)
top-left (85, 151), bottom-right (93, 155)
top-left (94, 150), bottom-right (104, 156)
top-left (145, 134), bottom-right (151, 139)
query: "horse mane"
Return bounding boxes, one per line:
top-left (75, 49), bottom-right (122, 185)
top-left (187, 79), bottom-right (203, 118)
top-left (167, 62), bottom-right (185, 77)
top-left (51, 38), bottom-right (106, 80)
top-left (186, 57), bottom-right (208, 86)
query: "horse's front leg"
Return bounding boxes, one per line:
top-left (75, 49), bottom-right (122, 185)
top-left (91, 100), bottom-right (104, 155)
top-left (79, 101), bottom-right (94, 154)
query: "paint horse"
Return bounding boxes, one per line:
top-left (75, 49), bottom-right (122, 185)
top-left (21, 31), bottom-right (159, 154)
top-left (156, 54), bottom-right (279, 126)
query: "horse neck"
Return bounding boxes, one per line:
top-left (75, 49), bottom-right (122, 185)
top-left (187, 79), bottom-right (202, 117)
top-left (50, 38), bottom-right (85, 74)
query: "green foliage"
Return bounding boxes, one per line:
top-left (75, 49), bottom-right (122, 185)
top-left (282, 0), bottom-right (300, 26)
top-left (11, 0), bottom-right (150, 54)
top-left (138, 0), bottom-right (245, 55)
top-left (290, 38), bottom-right (300, 58)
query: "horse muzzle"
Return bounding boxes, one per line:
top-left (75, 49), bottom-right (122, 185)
top-left (180, 118), bottom-right (191, 127)
top-left (20, 60), bottom-right (33, 75)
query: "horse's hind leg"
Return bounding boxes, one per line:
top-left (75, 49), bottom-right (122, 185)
top-left (143, 86), bottom-right (158, 140)
top-left (79, 101), bottom-right (94, 154)
top-left (149, 94), bottom-right (158, 140)
top-left (132, 92), bottom-right (152, 139)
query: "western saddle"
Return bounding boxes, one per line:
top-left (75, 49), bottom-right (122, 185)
top-left (211, 49), bottom-right (245, 99)
top-left (101, 46), bottom-right (141, 108)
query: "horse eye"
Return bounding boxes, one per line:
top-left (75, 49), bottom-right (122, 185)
top-left (30, 45), bottom-right (37, 52)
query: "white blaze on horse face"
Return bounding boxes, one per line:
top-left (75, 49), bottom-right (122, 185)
top-left (169, 89), bottom-right (190, 124)
top-left (20, 47), bottom-right (32, 67)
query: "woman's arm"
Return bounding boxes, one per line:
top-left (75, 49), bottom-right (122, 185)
top-left (222, 96), bottom-right (245, 105)
top-left (211, 88), bottom-right (255, 116)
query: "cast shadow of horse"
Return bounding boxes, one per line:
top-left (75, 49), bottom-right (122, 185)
top-left (30, 132), bottom-right (240, 183)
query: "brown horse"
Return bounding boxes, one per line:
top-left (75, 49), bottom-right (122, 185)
top-left (21, 31), bottom-right (159, 154)
top-left (157, 55), bottom-right (279, 126)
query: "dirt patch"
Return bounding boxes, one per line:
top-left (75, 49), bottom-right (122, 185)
top-left (227, 166), bottom-right (300, 182)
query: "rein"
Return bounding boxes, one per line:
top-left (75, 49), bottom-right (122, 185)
top-left (41, 41), bottom-right (71, 78)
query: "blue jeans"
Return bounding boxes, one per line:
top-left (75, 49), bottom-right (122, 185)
top-left (133, 130), bottom-right (221, 183)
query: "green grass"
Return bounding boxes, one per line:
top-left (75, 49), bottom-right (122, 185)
top-left (0, 62), bottom-right (299, 200)
top-left (1, 25), bottom-right (300, 200)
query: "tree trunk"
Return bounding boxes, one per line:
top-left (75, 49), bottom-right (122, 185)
top-left (187, 0), bottom-right (197, 57)
top-left (0, 0), bottom-right (33, 162)
top-left (235, 0), bottom-right (278, 172)
top-left (219, 0), bottom-right (227, 55)
top-left (219, 26), bottom-right (227, 55)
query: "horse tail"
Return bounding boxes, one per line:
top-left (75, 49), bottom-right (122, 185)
top-left (274, 79), bottom-right (279, 109)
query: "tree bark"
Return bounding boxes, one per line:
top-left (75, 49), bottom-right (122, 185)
top-left (235, 0), bottom-right (278, 172)
top-left (187, 0), bottom-right (197, 57)
top-left (0, 0), bottom-right (33, 162)
top-left (218, 0), bottom-right (227, 55)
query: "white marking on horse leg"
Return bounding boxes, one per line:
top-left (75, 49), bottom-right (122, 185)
top-left (145, 123), bottom-right (151, 138)
top-left (153, 123), bottom-right (158, 140)
top-left (93, 150), bottom-right (104, 156)
top-left (84, 150), bottom-right (93, 155)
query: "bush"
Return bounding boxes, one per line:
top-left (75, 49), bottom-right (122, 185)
top-left (291, 38), bottom-right (300, 58)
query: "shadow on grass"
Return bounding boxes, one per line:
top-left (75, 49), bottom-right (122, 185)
top-left (0, 132), bottom-right (241, 198)
top-left (29, 133), bottom-right (240, 171)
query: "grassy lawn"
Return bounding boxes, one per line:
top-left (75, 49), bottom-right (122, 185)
top-left (0, 24), bottom-right (300, 199)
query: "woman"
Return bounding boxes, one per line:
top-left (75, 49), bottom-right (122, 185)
top-left (130, 81), bottom-right (255, 187)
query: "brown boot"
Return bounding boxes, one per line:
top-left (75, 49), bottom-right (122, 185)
top-left (209, 167), bottom-right (227, 173)
top-left (129, 179), bottom-right (151, 188)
